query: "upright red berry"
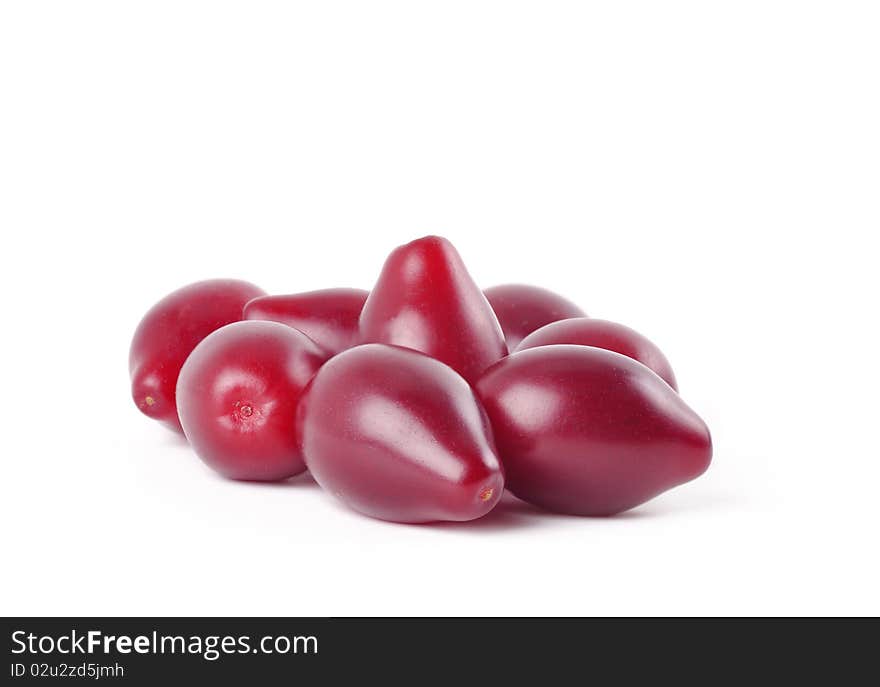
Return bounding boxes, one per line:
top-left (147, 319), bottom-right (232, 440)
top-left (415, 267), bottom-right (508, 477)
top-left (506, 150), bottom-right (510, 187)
top-left (129, 279), bottom-right (265, 433)
top-left (359, 236), bottom-right (507, 384)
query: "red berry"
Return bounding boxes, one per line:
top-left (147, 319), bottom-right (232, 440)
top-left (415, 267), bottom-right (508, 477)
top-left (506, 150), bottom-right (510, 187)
top-left (243, 288), bottom-right (369, 356)
top-left (297, 344), bottom-right (505, 523)
top-left (484, 283), bottom-right (585, 350)
top-left (476, 345), bottom-right (711, 516)
top-left (359, 236), bottom-right (507, 385)
top-left (129, 279), bottom-right (265, 433)
top-left (176, 321), bottom-right (328, 481)
top-left (516, 317), bottom-right (678, 390)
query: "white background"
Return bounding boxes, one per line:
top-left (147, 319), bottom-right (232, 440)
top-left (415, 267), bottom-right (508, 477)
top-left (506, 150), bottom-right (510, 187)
top-left (1, 1), bottom-right (878, 616)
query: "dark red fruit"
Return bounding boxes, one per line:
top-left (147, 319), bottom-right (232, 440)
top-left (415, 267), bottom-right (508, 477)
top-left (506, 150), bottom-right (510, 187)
top-left (476, 345), bottom-right (711, 516)
top-left (359, 236), bottom-right (507, 385)
top-left (176, 321), bottom-right (328, 481)
top-left (243, 288), bottom-right (369, 356)
top-left (129, 279), bottom-right (266, 433)
top-left (516, 317), bottom-right (678, 390)
top-left (483, 283), bottom-right (585, 350)
top-left (297, 344), bottom-right (504, 523)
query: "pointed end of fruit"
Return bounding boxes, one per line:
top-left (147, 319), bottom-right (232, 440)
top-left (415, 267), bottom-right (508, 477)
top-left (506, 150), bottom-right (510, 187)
top-left (395, 235), bottom-right (463, 269)
top-left (131, 366), bottom-right (174, 422)
top-left (134, 388), bottom-right (163, 417)
top-left (681, 418), bottom-right (713, 483)
top-left (406, 234), bottom-right (450, 248)
top-left (468, 474), bottom-right (504, 519)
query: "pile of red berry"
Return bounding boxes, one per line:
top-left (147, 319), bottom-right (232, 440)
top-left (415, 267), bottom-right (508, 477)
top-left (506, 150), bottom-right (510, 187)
top-left (130, 236), bottom-right (711, 523)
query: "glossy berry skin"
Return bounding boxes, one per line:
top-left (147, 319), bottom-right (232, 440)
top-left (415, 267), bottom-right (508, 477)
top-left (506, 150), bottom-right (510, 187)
top-left (177, 321), bottom-right (328, 481)
top-left (483, 283), bottom-right (586, 351)
top-left (129, 279), bottom-right (266, 433)
top-left (243, 288), bottom-right (369, 356)
top-left (516, 317), bottom-right (678, 390)
top-left (476, 345), bottom-right (711, 516)
top-left (359, 236), bottom-right (507, 385)
top-left (297, 344), bottom-right (505, 523)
